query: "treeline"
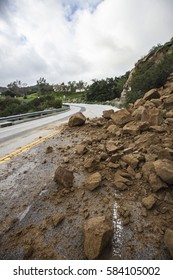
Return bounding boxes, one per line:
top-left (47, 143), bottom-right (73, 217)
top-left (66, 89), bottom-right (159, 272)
top-left (0, 95), bottom-right (62, 117)
top-left (86, 73), bottom-right (129, 102)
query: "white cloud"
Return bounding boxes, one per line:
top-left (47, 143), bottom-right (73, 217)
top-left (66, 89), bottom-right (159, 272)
top-left (0, 0), bottom-right (172, 86)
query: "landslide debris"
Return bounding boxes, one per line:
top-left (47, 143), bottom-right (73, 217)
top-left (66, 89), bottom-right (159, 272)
top-left (0, 74), bottom-right (173, 259)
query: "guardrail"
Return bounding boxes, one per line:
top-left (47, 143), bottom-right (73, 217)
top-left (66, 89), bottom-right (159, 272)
top-left (0, 104), bottom-right (70, 125)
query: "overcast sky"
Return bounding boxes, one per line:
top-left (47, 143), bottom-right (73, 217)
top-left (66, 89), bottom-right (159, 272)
top-left (0, 0), bottom-right (172, 86)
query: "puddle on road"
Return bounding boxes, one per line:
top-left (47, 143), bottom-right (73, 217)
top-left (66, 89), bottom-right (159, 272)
top-left (18, 205), bottom-right (32, 222)
top-left (112, 199), bottom-right (123, 258)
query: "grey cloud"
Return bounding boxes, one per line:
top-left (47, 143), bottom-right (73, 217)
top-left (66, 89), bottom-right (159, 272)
top-left (0, 0), bottom-right (14, 18)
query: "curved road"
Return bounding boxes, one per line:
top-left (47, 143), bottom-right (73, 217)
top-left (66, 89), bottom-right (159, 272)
top-left (0, 103), bottom-right (118, 158)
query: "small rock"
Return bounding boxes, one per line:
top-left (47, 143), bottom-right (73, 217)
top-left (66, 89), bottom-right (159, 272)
top-left (63, 157), bottom-right (69, 163)
top-left (100, 152), bottom-right (108, 161)
top-left (84, 216), bottom-right (113, 259)
top-left (76, 144), bottom-right (88, 155)
top-left (46, 146), bottom-right (53, 153)
top-left (87, 172), bottom-right (102, 191)
top-left (107, 124), bottom-right (118, 135)
top-left (164, 229), bottom-right (173, 257)
top-left (51, 213), bottom-right (65, 227)
top-left (102, 109), bottom-right (114, 119)
top-left (122, 123), bottom-right (140, 136)
top-left (153, 159), bottom-right (173, 184)
top-left (142, 195), bottom-right (156, 210)
top-left (54, 166), bottom-right (74, 188)
top-left (141, 207), bottom-right (148, 217)
top-left (114, 170), bottom-right (131, 191)
top-left (122, 217), bottom-right (130, 226)
top-left (84, 157), bottom-right (98, 172)
top-left (105, 141), bottom-right (119, 153)
top-left (121, 154), bottom-right (139, 169)
top-left (107, 162), bottom-right (120, 169)
top-left (148, 173), bottom-right (168, 192)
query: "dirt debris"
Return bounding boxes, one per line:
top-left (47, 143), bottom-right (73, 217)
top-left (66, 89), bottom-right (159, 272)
top-left (0, 74), bottom-right (173, 259)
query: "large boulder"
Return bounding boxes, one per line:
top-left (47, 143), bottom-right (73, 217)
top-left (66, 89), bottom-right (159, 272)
top-left (54, 166), bottom-right (74, 187)
top-left (111, 109), bottom-right (133, 127)
top-left (153, 159), bottom-right (173, 184)
top-left (143, 88), bottom-right (160, 101)
top-left (132, 106), bottom-right (163, 125)
top-left (68, 112), bottom-right (86, 127)
top-left (84, 216), bottom-right (113, 259)
top-left (164, 229), bottom-right (173, 257)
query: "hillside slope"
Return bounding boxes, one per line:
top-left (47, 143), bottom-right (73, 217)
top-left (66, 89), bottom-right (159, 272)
top-left (121, 39), bottom-right (173, 103)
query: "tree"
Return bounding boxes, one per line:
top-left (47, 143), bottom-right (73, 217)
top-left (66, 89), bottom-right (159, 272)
top-left (37, 77), bottom-right (53, 95)
top-left (86, 77), bottom-right (120, 102)
top-left (5, 80), bottom-right (28, 97)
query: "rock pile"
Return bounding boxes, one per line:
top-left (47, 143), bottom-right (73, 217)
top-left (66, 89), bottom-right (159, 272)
top-left (64, 73), bottom-right (173, 258)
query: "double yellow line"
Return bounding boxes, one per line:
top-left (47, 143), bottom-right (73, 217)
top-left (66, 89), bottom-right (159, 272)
top-left (0, 128), bottom-right (63, 164)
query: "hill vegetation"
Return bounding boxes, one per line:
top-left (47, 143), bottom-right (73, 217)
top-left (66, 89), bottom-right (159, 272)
top-left (125, 39), bottom-right (173, 104)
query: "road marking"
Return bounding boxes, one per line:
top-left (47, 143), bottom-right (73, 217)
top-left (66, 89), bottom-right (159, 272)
top-left (0, 127), bottom-right (63, 164)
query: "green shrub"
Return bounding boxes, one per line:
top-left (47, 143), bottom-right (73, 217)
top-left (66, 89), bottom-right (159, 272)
top-left (126, 50), bottom-right (173, 104)
top-left (0, 95), bottom-right (62, 117)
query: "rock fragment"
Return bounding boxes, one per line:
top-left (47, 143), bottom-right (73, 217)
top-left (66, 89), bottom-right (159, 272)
top-left (51, 213), bottom-right (65, 227)
top-left (142, 195), bottom-right (156, 210)
top-left (54, 166), bottom-right (74, 187)
top-left (46, 146), bottom-right (53, 153)
top-left (102, 109), bottom-right (114, 119)
top-left (84, 216), bottom-right (113, 259)
top-left (68, 112), bottom-right (86, 127)
top-left (87, 172), bottom-right (102, 191)
top-left (75, 144), bottom-right (88, 155)
top-left (111, 109), bottom-right (133, 127)
top-left (153, 159), bottom-right (173, 185)
top-left (143, 89), bottom-right (160, 101)
top-left (121, 154), bottom-right (139, 169)
top-left (164, 229), bottom-right (173, 257)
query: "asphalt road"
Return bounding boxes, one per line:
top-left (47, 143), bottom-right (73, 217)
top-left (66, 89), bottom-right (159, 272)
top-left (0, 103), bottom-right (118, 158)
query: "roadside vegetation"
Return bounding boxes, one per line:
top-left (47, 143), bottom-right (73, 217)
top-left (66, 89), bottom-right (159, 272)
top-left (0, 79), bottom-right (62, 117)
top-left (125, 40), bottom-right (173, 104)
top-left (86, 73), bottom-right (129, 102)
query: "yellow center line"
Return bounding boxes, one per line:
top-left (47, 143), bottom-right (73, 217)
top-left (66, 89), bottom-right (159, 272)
top-left (0, 127), bottom-right (63, 164)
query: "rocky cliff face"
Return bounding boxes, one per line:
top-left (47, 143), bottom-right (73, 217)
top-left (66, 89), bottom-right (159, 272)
top-left (121, 40), bottom-right (173, 101)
